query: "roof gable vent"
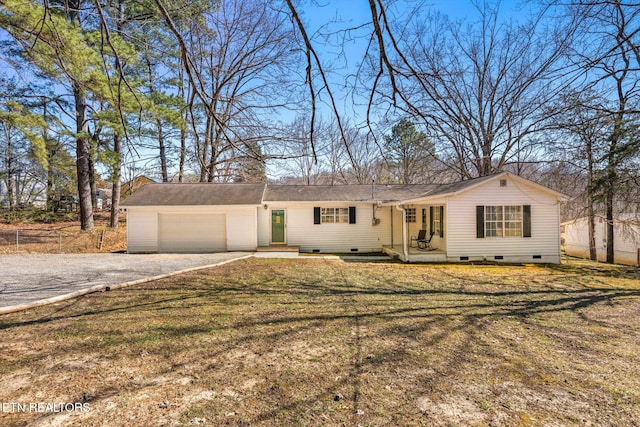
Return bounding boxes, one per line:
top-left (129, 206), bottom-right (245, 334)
top-left (500, 179), bottom-right (507, 187)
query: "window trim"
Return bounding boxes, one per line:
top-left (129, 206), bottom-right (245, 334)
top-left (432, 206), bottom-right (442, 235)
top-left (484, 205), bottom-right (522, 238)
top-left (314, 206), bottom-right (357, 224)
top-left (321, 207), bottom-right (349, 224)
top-left (405, 207), bottom-right (416, 223)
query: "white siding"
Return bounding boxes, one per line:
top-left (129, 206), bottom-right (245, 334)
top-left (227, 211), bottom-right (257, 250)
top-left (126, 206), bottom-right (257, 253)
top-left (127, 211), bottom-right (158, 252)
top-left (257, 206), bottom-right (272, 246)
top-left (159, 213), bottom-right (226, 252)
top-left (257, 203), bottom-right (391, 252)
top-left (564, 218), bottom-right (594, 260)
top-left (613, 221), bottom-right (640, 265)
top-left (390, 206), bottom-right (403, 247)
top-left (446, 176), bottom-right (561, 263)
top-left (565, 217), bottom-right (640, 266)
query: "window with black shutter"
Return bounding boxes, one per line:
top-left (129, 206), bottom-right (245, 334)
top-left (314, 207), bottom-right (321, 224)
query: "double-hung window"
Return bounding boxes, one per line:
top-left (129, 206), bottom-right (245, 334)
top-left (485, 206), bottom-right (522, 237)
top-left (405, 208), bottom-right (416, 223)
top-left (321, 207), bottom-right (349, 224)
top-left (432, 207), bottom-right (442, 235)
top-left (314, 206), bottom-right (356, 225)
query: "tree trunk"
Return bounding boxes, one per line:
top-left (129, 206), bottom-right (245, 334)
top-left (586, 139), bottom-right (597, 261)
top-left (604, 135), bottom-right (618, 264)
top-left (43, 104), bottom-right (55, 211)
top-left (158, 120), bottom-right (169, 182)
top-left (200, 115), bottom-right (212, 182)
top-left (179, 123), bottom-right (186, 183)
top-left (6, 135), bottom-right (15, 211)
top-left (74, 82), bottom-right (94, 230)
top-left (68, 3), bottom-right (93, 230)
top-left (110, 0), bottom-right (125, 229)
top-left (207, 133), bottom-right (218, 183)
top-left (46, 147), bottom-right (55, 211)
top-left (587, 203), bottom-right (597, 261)
top-left (605, 184), bottom-right (615, 264)
top-left (110, 133), bottom-right (122, 229)
top-left (178, 62), bottom-right (187, 184)
top-left (89, 151), bottom-right (97, 209)
top-left (604, 109), bottom-right (624, 264)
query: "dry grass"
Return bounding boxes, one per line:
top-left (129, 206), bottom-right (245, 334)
top-left (1, 258), bottom-right (639, 426)
top-left (0, 213), bottom-right (126, 254)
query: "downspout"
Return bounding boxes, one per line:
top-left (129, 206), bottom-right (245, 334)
top-left (124, 208), bottom-right (129, 254)
top-left (390, 206), bottom-right (394, 247)
top-left (557, 199), bottom-right (562, 263)
top-left (396, 204), bottom-right (409, 261)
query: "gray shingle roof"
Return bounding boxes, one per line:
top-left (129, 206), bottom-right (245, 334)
top-left (121, 173), bottom-right (535, 206)
top-left (408, 174), bottom-right (502, 199)
top-left (121, 183), bottom-right (266, 206)
top-left (263, 184), bottom-right (439, 202)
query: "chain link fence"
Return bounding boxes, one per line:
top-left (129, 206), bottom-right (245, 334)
top-left (0, 228), bottom-right (126, 254)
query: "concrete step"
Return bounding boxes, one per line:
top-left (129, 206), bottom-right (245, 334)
top-left (256, 246), bottom-right (300, 253)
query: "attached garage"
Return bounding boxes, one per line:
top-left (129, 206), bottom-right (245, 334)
top-left (158, 213), bottom-right (226, 252)
top-left (126, 211), bottom-right (158, 253)
top-left (121, 183), bottom-right (265, 254)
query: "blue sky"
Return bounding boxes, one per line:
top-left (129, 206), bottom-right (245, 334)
top-left (297, 0), bottom-right (536, 123)
top-left (301, 0), bottom-right (533, 27)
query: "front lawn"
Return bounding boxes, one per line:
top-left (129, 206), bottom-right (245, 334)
top-left (1, 258), bottom-right (639, 426)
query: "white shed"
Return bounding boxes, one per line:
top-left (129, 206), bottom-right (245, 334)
top-left (563, 215), bottom-right (640, 266)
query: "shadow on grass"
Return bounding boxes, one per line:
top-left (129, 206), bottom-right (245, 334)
top-left (2, 282), bottom-right (637, 332)
top-left (2, 258), bottom-right (640, 425)
top-left (1, 275), bottom-right (638, 332)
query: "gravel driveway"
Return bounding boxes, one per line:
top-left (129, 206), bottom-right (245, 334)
top-left (0, 252), bottom-right (251, 312)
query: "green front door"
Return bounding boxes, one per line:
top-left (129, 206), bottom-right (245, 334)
top-left (271, 210), bottom-right (285, 244)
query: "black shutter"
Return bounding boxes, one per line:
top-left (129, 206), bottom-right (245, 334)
top-left (314, 207), bottom-right (321, 224)
top-left (439, 206), bottom-right (444, 237)
top-left (523, 205), bottom-right (531, 237)
top-left (429, 206), bottom-right (434, 233)
top-left (476, 205), bottom-right (485, 238)
top-left (349, 206), bottom-right (356, 224)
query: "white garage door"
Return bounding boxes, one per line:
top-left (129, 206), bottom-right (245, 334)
top-left (158, 213), bottom-right (226, 252)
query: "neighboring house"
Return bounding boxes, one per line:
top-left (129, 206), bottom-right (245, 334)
top-left (120, 176), bottom-right (156, 201)
top-left (0, 179), bottom-right (47, 209)
top-left (0, 181), bottom-right (7, 209)
top-left (563, 215), bottom-right (640, 266)
top-left (121, 172), bottom-right (567, 263)
top-left (96, 188), bottom-right (112, 210)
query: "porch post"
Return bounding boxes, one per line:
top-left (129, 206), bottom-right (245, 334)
top-left (390, 206), bottom-right (394, 247)
top-left (395, 204), bottom-right (409, 261)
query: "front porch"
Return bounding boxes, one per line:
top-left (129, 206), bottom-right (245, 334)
top-left (383, 245), bottom-right (447, 263)
top-left (383, 201), bottom-right (447, 262)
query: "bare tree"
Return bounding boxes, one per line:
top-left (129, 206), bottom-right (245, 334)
top-left (551, 90), bottom-right (612, 260)
top-left (154, 0), bottom-right (300, 182)
top-left (362, 2), bottom-right (578, 178)
top-left (326, 122), bottom-right (381, 185)
top-left (566, 0), bottom-right (640, 263)
top-left (277, 115), bottom-right (327, 185)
